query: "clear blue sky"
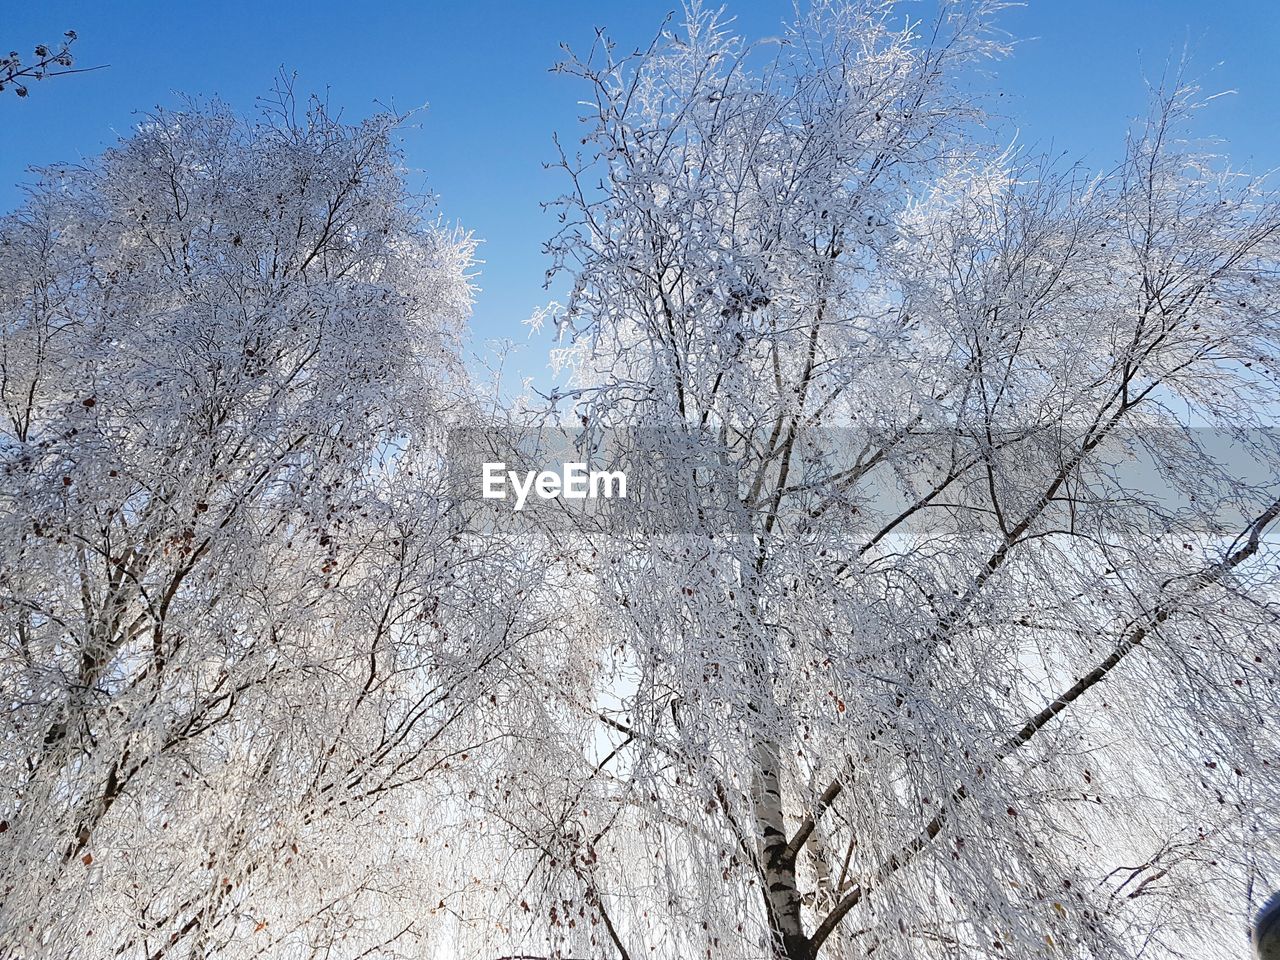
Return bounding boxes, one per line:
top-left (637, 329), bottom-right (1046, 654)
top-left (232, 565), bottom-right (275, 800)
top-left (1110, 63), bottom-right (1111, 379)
top-left (4, 1), bottom-right (1279, 384)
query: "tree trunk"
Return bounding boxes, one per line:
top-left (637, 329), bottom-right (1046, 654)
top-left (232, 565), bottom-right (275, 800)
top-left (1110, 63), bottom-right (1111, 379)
top-left (752, 736), bottom-right (814, 960)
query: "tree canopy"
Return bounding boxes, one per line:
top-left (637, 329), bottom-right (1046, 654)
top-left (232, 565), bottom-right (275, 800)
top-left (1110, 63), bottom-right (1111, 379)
top-left (1, 5), bottom-right (1278, 959)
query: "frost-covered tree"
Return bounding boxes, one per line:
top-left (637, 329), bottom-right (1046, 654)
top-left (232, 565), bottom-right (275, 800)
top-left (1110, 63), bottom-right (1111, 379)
top-left (0, 89), bottom-right (537, 958)
top-left (4, 5), bottom-right (1280, 960)
top-left (484, 4), bottom-right (1280, 960)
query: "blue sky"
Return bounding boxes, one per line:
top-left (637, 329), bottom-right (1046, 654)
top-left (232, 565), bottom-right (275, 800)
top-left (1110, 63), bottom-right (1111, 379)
top-left (4, 1), bottom-right (1279, 385)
